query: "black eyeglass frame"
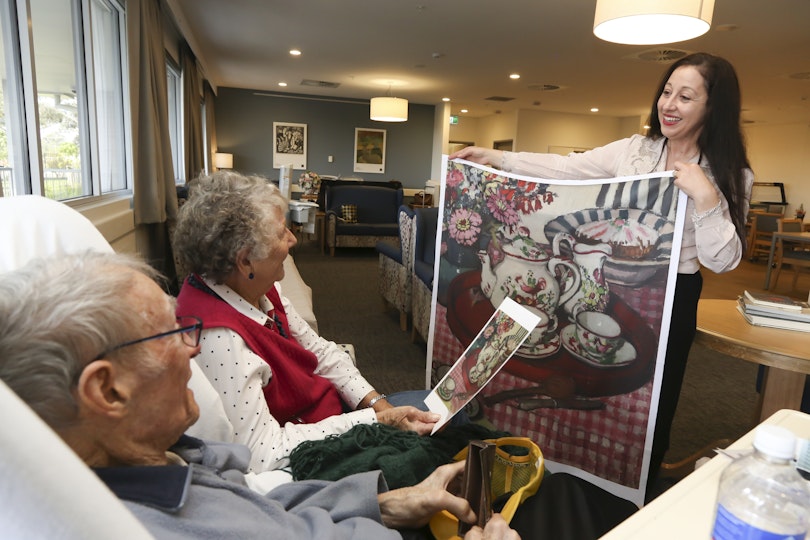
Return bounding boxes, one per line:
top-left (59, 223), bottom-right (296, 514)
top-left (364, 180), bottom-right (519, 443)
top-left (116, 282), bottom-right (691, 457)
top-left (94, 315), bottom-right (203, 360)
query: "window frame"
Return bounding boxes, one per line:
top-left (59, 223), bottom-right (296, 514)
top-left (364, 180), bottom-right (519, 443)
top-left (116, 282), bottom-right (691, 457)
top-left (4, 0), bottom-right (131, 203)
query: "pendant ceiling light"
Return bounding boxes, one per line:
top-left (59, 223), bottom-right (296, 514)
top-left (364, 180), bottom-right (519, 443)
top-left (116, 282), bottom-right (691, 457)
top-left (370, 85), bottom-right (408, 122)
top-left (593, 0), bottom-right (715, 45)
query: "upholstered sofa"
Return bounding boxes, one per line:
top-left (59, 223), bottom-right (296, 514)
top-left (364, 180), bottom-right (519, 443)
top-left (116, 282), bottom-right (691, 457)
top-left (325, 184), bottom-right (403, 256)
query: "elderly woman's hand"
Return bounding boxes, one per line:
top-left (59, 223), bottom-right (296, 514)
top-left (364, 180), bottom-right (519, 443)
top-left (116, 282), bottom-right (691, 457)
top-left (376, 405), bottom-right (439, 435)
top-left (448, 146), bottom-right (504, 168)
top-left (378, 460), bottom-right (475, 529)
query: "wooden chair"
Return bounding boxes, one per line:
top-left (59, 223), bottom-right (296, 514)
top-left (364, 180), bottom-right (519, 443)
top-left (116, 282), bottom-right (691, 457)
top-left (770, 218), bottom-right (810, 290)
top-left (747, 212), bottom-right (782, 261)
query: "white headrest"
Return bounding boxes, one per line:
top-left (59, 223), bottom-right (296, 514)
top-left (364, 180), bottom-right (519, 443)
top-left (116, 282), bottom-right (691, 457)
top-left (0, 195), bottom-right (113, 273)
top-left (0, 378), bottom-right (154, 538)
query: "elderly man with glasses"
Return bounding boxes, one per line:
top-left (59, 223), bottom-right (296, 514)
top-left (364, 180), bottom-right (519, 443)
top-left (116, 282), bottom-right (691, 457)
top-left (0, 251), bottom-right (521, 540)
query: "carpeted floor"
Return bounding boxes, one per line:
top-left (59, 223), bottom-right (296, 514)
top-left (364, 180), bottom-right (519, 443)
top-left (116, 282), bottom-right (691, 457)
top-left (292, 241), bottom-right (760, 470)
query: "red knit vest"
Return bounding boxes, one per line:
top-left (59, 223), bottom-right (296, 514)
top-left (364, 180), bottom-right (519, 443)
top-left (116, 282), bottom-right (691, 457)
top-left (176, 277), bottom-right (344, 424)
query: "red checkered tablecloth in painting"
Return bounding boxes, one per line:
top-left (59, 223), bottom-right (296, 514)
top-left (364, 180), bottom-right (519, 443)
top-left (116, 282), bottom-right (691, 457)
top-left (430, 282), bottom-right (667, 488)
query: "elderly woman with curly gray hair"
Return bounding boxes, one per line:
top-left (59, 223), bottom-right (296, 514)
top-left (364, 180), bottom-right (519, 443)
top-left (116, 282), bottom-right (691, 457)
top-left (174, 171), bottom-right (438, 473)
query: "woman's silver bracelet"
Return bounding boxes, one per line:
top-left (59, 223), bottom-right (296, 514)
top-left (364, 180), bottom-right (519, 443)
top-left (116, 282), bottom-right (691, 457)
top-left (691, 200), bottom-right (722, 226)
top-left (367, 393), bottom-right (387, 408)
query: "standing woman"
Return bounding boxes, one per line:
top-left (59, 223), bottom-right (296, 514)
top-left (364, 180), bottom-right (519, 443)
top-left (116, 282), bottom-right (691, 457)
top-left (173, 171), bottom-right (437, 473)
top-left (450, 52), bottom-right (753, 496)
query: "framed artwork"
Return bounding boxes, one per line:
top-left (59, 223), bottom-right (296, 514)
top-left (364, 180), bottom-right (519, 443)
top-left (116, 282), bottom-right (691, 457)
top-left (273, 122), bottom-right (307, 169)
top-left (354, 128), bottom-right (386, 174)
top-left (429, 158), bottom-right (686, 506)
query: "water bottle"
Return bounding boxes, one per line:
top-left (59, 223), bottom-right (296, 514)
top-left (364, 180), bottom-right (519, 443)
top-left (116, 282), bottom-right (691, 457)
top-left (711, 425), bottom-right (810, 540)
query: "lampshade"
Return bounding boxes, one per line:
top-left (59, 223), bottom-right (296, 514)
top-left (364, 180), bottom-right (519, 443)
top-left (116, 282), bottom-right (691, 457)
top-left (593, 0), bottom-right (714, 45)
top-left (214, 152), bottom-right (233, 169)
top-left (370, 97), bottom-right (408, 122)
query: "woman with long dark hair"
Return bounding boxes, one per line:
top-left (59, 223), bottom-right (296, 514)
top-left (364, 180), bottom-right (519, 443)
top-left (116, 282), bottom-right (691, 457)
top-left (451, 52), bottom-right (753, 499)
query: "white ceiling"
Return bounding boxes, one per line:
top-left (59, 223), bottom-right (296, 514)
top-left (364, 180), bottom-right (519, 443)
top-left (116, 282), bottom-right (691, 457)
top-left (167, 0), bottom-right (810, 126)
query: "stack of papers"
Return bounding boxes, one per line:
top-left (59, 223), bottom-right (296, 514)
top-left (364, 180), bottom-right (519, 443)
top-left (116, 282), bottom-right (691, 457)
top-left (736, 290), bottom-right (810, 332)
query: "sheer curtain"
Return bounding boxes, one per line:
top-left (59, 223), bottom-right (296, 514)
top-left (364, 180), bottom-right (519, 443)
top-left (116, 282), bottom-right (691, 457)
top-left (182, 43), bottom-right (204, 181)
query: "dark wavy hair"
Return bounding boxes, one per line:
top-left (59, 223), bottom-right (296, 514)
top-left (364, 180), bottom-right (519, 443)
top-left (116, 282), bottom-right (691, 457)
top-left (647, 52), bottom-right (750, 245)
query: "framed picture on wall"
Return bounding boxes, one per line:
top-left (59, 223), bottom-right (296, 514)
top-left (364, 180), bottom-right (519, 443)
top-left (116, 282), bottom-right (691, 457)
top-left (273, 122), bottom-right (307, 169)
top-left (354, 128), bottom-right (386, 174)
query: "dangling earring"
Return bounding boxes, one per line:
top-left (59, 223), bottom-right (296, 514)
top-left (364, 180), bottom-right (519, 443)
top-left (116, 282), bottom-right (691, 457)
top-left (248, 272), bottom-right (254, 280)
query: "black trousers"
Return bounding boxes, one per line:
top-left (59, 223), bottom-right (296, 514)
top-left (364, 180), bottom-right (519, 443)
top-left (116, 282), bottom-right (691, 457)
top-left (510, 472), bottom-right (639, 539)
top-left (645, 271), bottom-right (703, 494)
top-left (402, 472), bottom-right (639, 540)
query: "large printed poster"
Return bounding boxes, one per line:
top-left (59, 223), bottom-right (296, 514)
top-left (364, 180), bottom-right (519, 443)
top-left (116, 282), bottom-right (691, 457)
top-left (427, 158), bottom-right (686, 505)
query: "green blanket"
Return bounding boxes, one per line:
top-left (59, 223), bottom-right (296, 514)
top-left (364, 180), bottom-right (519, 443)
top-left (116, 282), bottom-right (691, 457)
top-left (289, 423), bottom-right (510, 489)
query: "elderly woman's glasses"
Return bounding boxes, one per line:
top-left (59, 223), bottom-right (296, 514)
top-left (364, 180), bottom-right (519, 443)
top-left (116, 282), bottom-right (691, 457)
top-left (94, 316), bottom-right (203, 360)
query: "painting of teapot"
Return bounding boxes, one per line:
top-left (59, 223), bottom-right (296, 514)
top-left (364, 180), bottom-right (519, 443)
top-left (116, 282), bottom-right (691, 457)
top-left (478, 231), bottom-right (580, 321)
top-left (551, 232), bottom-right (612, 321)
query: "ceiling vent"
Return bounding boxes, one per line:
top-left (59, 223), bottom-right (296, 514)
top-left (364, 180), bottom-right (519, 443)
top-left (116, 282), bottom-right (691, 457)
top-left (484, 96), bottom-right (515, 102)
top-left (300, 79), bottom-right (341, 89)
top-left (627, 48), bottom-right (690, 63)
top-left (527, 84), bottom-right (562, 92)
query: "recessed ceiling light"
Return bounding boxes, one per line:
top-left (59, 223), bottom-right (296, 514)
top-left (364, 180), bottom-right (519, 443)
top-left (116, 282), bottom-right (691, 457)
top-left (590, 108), bottom-right (599, 113)
top-left (278, 82), bottom-right (288, 87)
top-left (509, 73), bottom-right (520, 80)
top-left (460, 109), bottom-right (468, 113)
top-left (289, 49), bottom-right (302, 56)
top-left (442, 97), bottom-right (451, 102)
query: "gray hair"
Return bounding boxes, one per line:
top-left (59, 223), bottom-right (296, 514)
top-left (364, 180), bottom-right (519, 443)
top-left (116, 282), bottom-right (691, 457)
top-left (173, 171), bottom-right (288, 283)
top-left (0, 251), bottom-right (160, 430)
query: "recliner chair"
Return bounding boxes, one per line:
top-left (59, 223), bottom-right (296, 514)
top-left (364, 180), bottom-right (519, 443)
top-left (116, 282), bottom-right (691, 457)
top-left (411, 206), bottom-right (439, 342)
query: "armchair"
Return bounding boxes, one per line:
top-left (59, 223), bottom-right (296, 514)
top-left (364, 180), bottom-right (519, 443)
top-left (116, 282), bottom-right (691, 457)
top-left (325, 184), bottom-right (403, 256)
top-left (411, 207), bottom-right (439, 343)
top-left (376, 205), bottom-right (416, 331)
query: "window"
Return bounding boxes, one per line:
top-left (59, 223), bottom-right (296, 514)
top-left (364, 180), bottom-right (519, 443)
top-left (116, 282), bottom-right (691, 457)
top-left (166, 59), bottom-right (183, 184)
top-left (0, 2), bottom-right (30, 197)
top-left (1, 0), bottom-right (128, 200)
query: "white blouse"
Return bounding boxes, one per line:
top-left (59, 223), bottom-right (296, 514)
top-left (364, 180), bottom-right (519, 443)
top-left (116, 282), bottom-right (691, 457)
top-left (194, 277), bottom-right (376, 472)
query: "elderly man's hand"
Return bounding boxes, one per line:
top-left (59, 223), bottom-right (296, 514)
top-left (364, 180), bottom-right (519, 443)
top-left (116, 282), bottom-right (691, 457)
top-left (463, 515), bottom-right (522, 540)
top-left (376, 405), bottom-right (439, 435)
top-left (378, 461), bottom-right (475, 529)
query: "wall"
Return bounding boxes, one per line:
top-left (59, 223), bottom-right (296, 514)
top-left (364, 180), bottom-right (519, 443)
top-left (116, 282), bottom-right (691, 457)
top-left (449, 109), bottom-right (642, 155)
top-left (744, 122), bottom-right (810, 217)
top-left (74, 196), bottom-right (136, 253)
top-left (515, 109), bottom-right (637, 153)
top-left (215, 88), bottom-right (436, 189)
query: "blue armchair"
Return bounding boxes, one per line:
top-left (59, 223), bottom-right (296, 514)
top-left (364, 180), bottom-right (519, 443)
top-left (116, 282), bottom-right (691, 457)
top-left (325, 184), bottom-right (403, 256)
top-left (376, 205), bottom-right (415, 331)
top-left (411, 207), bottom-right (439, 342)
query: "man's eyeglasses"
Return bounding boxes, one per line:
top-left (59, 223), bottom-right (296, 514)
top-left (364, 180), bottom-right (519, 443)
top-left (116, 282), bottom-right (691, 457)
top-left (94, 316), bottom-right (203, 360)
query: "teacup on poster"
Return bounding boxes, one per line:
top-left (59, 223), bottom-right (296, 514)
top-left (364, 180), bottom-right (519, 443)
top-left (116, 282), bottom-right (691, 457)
top-left (425, 297), bottom-right (541, 434)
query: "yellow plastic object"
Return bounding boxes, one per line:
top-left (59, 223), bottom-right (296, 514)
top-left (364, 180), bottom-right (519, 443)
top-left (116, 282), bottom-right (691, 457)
top-left (429, 437), bottom-right (544, 539)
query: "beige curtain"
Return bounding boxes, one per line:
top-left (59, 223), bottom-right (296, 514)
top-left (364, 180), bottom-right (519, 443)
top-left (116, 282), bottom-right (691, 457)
top-left (182, 44), bottom-right (204, 181)
top-left (204, 82), bottom-right (217, 173)
top-left (127, 0), bottom-right (178, 289)
top-left (127, 0), bottom-right (177, 225)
